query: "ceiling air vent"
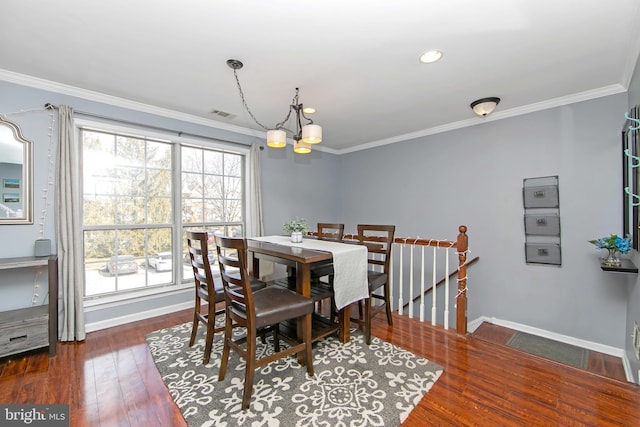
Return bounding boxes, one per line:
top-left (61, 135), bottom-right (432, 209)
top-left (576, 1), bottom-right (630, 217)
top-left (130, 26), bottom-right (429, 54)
top-left (210, 109), bottom-right (236, 119)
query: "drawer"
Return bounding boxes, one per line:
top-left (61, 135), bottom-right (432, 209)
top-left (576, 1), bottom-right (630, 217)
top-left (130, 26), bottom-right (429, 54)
top-left (523, 185), bottom-right (559, 208)
top-left (525, 243), bottom-right (561, 266)
top-left (0, 306), bottom-right (49, 358)
top-left (524, 214), bottom-right (561, 236)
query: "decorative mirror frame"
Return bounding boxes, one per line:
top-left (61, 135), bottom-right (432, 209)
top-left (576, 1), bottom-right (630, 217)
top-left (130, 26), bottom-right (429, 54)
top-left (0, 116), bottom-right (33, 224)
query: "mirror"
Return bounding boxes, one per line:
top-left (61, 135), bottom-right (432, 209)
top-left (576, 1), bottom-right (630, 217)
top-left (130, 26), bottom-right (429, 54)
top-left (623, 105), bottom-right (640, 250)
top-left (0, 117), bottom-right (32, 224)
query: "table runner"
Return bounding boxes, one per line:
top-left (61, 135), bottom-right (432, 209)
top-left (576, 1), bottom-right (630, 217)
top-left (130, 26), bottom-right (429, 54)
top-left (250, 235), bottom-right (369, 309)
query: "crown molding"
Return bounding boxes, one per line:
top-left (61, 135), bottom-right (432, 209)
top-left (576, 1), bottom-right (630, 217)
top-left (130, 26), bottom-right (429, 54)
top-left (0, 69), bottom-right (261, 139)
top-left (337, 84), bottom-right (627, 155)
top-left (0, 69), bottom-right (342, 155)
top-left (0, 69), bottom-right (627, 156)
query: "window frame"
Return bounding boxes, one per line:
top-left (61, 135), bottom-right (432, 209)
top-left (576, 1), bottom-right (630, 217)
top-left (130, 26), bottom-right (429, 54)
top-left (77, 118), bottom-right (250, 305)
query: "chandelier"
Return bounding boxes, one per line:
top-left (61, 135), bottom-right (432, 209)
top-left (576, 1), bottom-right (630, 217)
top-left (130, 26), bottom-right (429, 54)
top-left (227, 59), bottom-right (322, 154)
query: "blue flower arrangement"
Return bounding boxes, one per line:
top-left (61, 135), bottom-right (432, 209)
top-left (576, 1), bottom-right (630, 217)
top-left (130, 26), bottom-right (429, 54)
top-left (589, 234), bottom-right (632, 254)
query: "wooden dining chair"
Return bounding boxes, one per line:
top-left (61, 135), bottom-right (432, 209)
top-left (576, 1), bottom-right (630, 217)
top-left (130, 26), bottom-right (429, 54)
top-left (186, 230), bottom-right (266, 365)
top-left (215, 235), bottom-right (315, 410)
top-left (353, 224), bottom-right (396, 345)
top-left (317, 223), bottom-right (345, 242)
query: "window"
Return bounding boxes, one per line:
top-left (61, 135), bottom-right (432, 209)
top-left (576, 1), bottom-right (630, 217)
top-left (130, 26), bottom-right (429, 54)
top-left (81, 126), bottom-right (246, 298)
top-left (181, 145), bottom-right (245, 277)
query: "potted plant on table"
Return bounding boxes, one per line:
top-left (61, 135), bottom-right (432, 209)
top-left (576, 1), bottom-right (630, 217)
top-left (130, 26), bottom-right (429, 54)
top-left (284, 218), bottom-right (307, 243)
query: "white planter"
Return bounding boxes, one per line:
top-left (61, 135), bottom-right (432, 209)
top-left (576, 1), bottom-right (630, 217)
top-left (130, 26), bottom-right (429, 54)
top-left (291, 231), bottom-right (303, 243)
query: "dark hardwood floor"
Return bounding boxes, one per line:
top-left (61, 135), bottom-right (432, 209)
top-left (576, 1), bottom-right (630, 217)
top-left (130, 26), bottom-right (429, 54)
top-left (1, 307), bottom-right (640, 426)
top-left (472, 321), bottom-right (628, 382)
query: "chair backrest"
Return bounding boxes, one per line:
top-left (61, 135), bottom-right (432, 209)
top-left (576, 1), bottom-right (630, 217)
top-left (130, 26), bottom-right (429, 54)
top-left (317, 223), bottom-right (345, 242)
top-left (357, 224), bottom-right (396, 273)
top-left (186, 230), bottom-right (217, 297)
top-left (214, 235), bottom-right (255, 323)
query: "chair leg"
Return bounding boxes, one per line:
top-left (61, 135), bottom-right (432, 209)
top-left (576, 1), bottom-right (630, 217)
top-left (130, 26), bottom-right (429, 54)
top-left (203, 320), bottom-right (214, 365)
top-left (189, 299), bottom-right (200, 347)
top-left (384, 284), bottom-right (393, 326)
top-left (242, 327), bottom-right (257, 410)
top-left (218, 316), bottom-right (233, 381)
top-left (364, 297), bottom-right (372, 345)
top-left (273, 325), bottom-right (281, 352)
top-left (302, 313), bottom-right (314, 376)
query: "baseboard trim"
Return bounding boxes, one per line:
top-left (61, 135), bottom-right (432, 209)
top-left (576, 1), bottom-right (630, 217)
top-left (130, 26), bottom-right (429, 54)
top-left (487, 317), bottom-right (624, 357)
top-left (467, 316), bottom-right (490, 333)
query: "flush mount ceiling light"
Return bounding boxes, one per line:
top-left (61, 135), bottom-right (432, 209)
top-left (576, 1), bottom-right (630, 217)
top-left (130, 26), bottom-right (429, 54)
top-left (470, 97), bottom-right (501, 117)
top-left (227, 59), bottom-right (322, 154)
top-left (419, 49), bottom-right (443, 64)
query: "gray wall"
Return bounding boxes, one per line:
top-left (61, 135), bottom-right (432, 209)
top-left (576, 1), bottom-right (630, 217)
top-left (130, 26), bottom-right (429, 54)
top-left (338, 94), bottom-right (629, 348)
top-left (260, 147), bottom-right (340, 235)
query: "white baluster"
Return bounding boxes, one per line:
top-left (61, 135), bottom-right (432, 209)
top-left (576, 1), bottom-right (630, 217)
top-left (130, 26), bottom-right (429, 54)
top-left (431, 246), bottom-right (437, 325)
top-left (444, 247), bottom-right (450, 330)
top-left (389, 243), bottom-right (394, 311)
top-left (419, 245), bottom-right (425, 322)
top-left (408, 244), bottom-right (414, 318)
top-left (397, 244), bottom-right (404, 315)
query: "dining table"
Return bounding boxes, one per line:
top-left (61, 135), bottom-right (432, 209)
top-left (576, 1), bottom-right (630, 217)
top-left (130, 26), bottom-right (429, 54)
top-left (247, 235), bottom-right (370, 344)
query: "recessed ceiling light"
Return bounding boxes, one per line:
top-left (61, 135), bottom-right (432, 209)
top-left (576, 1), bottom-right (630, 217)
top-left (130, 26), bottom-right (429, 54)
top-left (419, 50), bottom-right (443, 64)
top-left (302, 107), bottom-right (316, 114)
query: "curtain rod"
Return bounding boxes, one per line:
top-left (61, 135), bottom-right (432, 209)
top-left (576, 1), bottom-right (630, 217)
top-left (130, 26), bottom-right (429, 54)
top-left (44, 103), bottom-right (263, 150)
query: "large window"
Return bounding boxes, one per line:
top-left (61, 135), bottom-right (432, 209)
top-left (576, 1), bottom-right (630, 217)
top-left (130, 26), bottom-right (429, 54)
top-left (181, 146), bottom-right (245, 278)
top-left (81, 126), bottom-right (246, 298)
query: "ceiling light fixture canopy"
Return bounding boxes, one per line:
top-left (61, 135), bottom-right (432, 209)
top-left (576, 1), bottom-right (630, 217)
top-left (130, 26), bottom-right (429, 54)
top-left (470, 97), bottom-right (501, 117)
top-left (227, 59), bottom-right (322, 154)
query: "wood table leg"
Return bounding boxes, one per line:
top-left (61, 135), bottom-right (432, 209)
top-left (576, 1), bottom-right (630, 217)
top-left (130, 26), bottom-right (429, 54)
top-left (296, 263), bottom-right (311, 364)
top-left (338, 304), bottom-right (350, 343)
top-left (251, 254), bottom-right (260, 278)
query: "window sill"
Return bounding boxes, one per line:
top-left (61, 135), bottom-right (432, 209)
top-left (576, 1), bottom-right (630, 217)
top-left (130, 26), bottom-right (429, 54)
top-left (84, 282), bottom-right (192, 310)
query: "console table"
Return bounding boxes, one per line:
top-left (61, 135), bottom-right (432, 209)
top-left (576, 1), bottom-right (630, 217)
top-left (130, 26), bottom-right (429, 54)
top-left (0, 256), bottom-right (58, 358)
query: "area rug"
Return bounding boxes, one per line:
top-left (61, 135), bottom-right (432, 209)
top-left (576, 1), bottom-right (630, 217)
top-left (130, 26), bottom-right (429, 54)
top-left (507, 331), bottom-right (588, 369)
top-left (146, 321), bottom-right (443, 427)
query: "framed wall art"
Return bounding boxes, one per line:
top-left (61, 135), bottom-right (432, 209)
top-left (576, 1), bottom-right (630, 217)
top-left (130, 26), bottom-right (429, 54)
top-left (3, 193), bottom-right (20, 203)
top-left (3, 179), bottom-right (20, 189)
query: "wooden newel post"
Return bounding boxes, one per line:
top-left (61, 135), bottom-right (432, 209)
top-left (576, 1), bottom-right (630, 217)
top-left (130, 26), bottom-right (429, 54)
top-left (456, 225), bottom-right (468, 334)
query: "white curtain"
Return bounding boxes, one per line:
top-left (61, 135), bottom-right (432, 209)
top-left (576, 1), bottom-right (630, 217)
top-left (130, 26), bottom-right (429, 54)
top-left (247, 144), bottom-right (272, 277)
top-left (247, 144), bottom-right (264, 237)
top-left (55, 105), bottom-right (85, 341)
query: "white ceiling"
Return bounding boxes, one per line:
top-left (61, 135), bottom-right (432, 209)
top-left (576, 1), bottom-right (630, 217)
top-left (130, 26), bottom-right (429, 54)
top-left (1, 1), bottom-right (640, 154)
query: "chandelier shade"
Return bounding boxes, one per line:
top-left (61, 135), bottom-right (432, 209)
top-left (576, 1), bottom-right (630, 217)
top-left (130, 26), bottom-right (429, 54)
top-left (266, 129), bottom-right (287, 148)
top-left (293, 141), bottom-right (311, 154)
top-left (227, 59), bottom-right (322, 154)
top-left (301, 124), bottom-right (322, 144)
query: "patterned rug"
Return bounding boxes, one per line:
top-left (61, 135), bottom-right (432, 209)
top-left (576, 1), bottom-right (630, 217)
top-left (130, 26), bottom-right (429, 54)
top-left (146, 321), bottom-right (443, 427)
